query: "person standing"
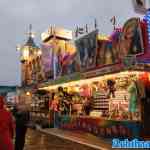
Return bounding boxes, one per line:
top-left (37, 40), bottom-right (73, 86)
top-left (0, 96), bottom-right (14, 150)
top-left (14, 104), bottom-right (30, 150)
top-left (50, 94), bottom-right (60, 128)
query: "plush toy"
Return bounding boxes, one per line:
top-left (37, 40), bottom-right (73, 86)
top-left (128, 81), bottom-right (138, 120)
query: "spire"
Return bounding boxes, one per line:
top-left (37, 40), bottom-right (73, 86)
top-left (29, 24), bottom-right (32, 37)
top-left (27, 24), bottom-right (34, 38)
top-left (24, 24), bottom-right (38, 48)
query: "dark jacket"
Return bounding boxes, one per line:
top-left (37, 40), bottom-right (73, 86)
top-left (0, 96), bottom-right (14, 150)
top-left (14, 109), bottom-right (30, 128)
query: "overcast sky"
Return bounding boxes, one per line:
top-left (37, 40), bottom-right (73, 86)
top-left (0, 0), bottom-right (144, 86)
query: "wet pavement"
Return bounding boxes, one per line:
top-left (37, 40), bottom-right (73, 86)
top-left (24, 129), bottom-right (98, 150)
top-left (24, 129), bottom-right (146, 150)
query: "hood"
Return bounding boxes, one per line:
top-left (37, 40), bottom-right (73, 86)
top-left (0, 96), bottom-right (4, 109)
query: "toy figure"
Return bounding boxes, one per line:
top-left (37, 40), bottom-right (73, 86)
top-left (107, 79), bottom-right (116, 98)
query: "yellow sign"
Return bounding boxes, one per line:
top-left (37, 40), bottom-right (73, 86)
top-left (41, 27), bottom-right (73, 41)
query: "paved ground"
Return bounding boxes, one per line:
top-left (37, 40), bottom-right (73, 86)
top-left (24, 129), bottom-right (99, 150)
top-left (24, 128), bottom-right (146, 150)
top-left (38, 128), bottom-right (112, 150)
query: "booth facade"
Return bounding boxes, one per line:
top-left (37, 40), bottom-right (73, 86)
top-left (18, 15), bottom-right (150, 138)
top-left (38, 16), bottom-right (150, 138)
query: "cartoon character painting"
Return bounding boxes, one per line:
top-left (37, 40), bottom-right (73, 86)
top-left (75, 30), bottom-right (98, 70)
top-left (119, 18), bottom-right (144, 58)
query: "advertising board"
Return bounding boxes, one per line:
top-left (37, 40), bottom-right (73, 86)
top-left (75, 30), bottom-right (98, 71)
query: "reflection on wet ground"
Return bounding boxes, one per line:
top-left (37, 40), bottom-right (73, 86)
top-left (24, 129), bottom-right (97, 150)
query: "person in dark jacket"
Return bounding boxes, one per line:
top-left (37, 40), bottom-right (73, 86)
top-left (0, 96), bottom-right (14, 150)
top-left (14, 104), bottom-right (30, 150)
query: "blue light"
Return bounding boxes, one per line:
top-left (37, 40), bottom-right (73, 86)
top-left (144, 9), bottom-right (150, 44)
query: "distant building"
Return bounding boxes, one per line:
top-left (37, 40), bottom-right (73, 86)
top-left (0, 86), bottom-right (17, 96)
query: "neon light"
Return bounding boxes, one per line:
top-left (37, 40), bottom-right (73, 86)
top-left (144, 10), bottom-right (150, 44)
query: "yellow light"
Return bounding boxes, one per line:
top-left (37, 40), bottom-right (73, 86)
top-left (39, 71), bottom-right (142, 91)
top-left (16, 45), bottom-right (21, 51)
top-left (22, 49), bottom-right (29, 60)
top-left (26, 92), bottom-right (31, 96)
top-left (37, 50), bottom-right (42, 56)
top-left (98, 34), bottom-right (110, 40)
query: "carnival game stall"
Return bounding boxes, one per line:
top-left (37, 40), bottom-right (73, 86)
top-left (59, 71), bottom-right (147, 138)
top-left (37, 14), bottom-right (150, 138)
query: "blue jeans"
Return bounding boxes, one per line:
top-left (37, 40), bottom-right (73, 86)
top-left (54, 111), bottom-right (60, 128)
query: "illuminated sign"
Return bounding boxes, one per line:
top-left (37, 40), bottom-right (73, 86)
top-left (75, 30), bottom-right (98, 70)
top-left (54, 28), bottom-right (73, 40)
top-left (122, 18), bottom-right (144, 56)
top-left (41, 27), bottom-right (73, 41)
top-left (83, 63), bottom-right (123, 79)
top-left (41, 31), bottom-right (50, 42)
top-left (144, 9), bottom-right (150, 44)
top-left (98, 34), bottom-right (110, 40)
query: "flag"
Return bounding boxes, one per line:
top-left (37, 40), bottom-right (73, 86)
top-left (85, 24), bottom-right (88, 33)
top-left (75, 26), bottom-right (79, 37)
top-left (110, 16), bottom-right (116, 25)
top-left (94, 18), bottom-right (97, 29)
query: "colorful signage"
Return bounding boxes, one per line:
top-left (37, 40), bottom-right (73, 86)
top-left (53, 28), bottom-right (73, 40)
top-left (52, 39), bottom-right (79, 79)
top-left (39, 17), bottom-right (147, 85)
top-left (121, 18), bottom-right (144, 56)
top-left (75, 30), bottom-right (98, 71)
top-left (83, 63), bottom-right (123, 79)
top-left (96, 40), bottom-right (121, 66)
top-left (41, 27), bottom-right (73, 42)
top-left (41, 43), bottom-right (53, 79)
top-left (144, 9), bottom-right (150, 44)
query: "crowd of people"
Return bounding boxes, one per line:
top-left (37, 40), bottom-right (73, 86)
top-left (0, 96), bottom-right (30, 150)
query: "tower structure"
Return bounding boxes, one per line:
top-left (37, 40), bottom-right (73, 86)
top-left (17, 25), bottom-right (44, 86)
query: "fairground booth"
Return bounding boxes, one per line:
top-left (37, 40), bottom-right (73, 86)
top-left (20, 11), bottom-right (150, 138)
